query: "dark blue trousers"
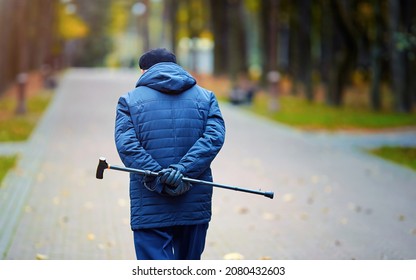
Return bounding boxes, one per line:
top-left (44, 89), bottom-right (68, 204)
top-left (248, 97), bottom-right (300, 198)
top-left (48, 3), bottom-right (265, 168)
top-left (133, 223), bottom-right (209, 260)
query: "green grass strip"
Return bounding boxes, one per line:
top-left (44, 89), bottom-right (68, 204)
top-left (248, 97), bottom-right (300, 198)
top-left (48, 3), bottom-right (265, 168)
top-left (251, 95), bottom-right (416, 131)
top-left (369, 147), bottom-right (416, 171)
top-left (0, 90), bottom-right (52, 142)
top-left (0, 155), bottom-right (17, 185)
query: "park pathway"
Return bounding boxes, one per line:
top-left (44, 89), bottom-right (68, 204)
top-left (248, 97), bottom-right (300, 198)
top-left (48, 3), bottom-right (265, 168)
top-left (1, 68), bottom-right (415, 260)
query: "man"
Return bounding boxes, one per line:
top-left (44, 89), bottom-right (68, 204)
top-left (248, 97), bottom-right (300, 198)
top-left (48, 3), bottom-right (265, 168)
top-left (114, 48), bottom-right (226, 260)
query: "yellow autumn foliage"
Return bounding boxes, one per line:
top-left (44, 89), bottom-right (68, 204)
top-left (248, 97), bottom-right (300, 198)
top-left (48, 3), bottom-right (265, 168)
top-left (108, 1), bottom-right (129, 35)
top-left (58, 5), bottom-right (89, 40)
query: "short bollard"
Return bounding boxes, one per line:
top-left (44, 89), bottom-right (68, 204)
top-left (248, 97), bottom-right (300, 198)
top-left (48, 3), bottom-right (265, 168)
top-left (15, 72), bottom-right (28, 115)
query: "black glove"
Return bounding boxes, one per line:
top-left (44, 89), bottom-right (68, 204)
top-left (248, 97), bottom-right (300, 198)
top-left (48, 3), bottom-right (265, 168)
top-left (159, 168), bottom-right (191, 196)
top-left (142, 171), bottom-right (160, 192)
top-left (160, 168), bottom-right (182, 187)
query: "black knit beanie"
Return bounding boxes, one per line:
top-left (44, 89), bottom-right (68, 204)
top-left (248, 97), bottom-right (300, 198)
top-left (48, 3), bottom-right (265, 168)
top-left (138, 48), bottom-right (177, 70)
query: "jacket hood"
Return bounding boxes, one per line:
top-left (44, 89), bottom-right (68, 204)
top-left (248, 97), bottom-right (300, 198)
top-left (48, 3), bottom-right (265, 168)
top-left (135, 62), bottom-right (196, 94)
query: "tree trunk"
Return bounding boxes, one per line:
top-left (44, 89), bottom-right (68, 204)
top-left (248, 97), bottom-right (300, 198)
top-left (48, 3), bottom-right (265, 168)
top-left (226, 0), bottom-right (247, 84)
top-left (320, 0), bottom-right (334, 104)
top-left (165, 0), bottom-right (178, 53)
top-left (288, 0), bottom-right (299, 95)
top-left (387, 0), bottom-right (409, 112)
top-left (268, 0), bottom-right (279, 72)
top-left (327, 0), bottom-right (357, 106)
top-left (210, 0), bottom-right (228, 75)
top-left (369, 0), bottom-right (383, 111)
top-left (298, 0), bottom-right (313, 101)
top-left (0, 0), bottom-right (11, 93)
top-left (266, 0), bottom-right (280, 111)
top-left (142, 0), bottom-right (150, 51)
top-left (16, 0), bottom-right (30, 73)
top-left (402, 0), bottom-right (415, 111)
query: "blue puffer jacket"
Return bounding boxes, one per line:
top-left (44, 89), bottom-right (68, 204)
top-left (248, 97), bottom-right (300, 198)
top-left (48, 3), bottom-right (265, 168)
top-left (115, 62), bottom-right (225, 230)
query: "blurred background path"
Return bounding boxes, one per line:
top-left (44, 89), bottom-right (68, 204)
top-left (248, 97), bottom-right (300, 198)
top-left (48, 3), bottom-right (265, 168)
top-left (1, 69), bottom-right (415, 260)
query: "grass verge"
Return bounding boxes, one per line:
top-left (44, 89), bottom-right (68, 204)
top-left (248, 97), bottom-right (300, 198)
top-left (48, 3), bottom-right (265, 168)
top-left (0, 155), bottom-right (17, 185)
top-left (368, 147), bottom-right (416, 171)
top-left (251, 94), bottom-right (416, 131)
top-left (204, 75), bottom-right (416, 171)
top-left (0, 89), bottom-right (53, 141)
top-left (0, 86), bottom-right (53, 186)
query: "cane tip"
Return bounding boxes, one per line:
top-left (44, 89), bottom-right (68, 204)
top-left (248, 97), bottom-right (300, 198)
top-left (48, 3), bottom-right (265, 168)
top-left (265, 192), bottom-right (274, 199)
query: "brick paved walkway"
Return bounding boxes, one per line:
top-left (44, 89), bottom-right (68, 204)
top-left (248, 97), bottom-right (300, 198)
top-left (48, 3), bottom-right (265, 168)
top-left (1, 68), bottom-right (415, 260)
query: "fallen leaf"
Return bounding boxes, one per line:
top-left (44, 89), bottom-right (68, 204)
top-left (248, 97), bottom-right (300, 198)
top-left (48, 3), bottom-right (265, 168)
top-left (235, 206), bottom-right (249, 214)
top-left (259, 256), bottom-right (272, 260)
top-left (348, 203), bottom-right (362, 213)
top-left (97, 242), bottom-right (113, 250)
top-left (297, 177), bottom-right (305, 185)
top-left (300, 212), bottom-right (309, 221)
top-left (36, 253), bottom-right (48, 260)
top-left (59, 216), bottom-right (69, 224)
top-left (399, 215), bottom-right (405, 221)
top-left (52, 197), bottom-right (60, 205)
top-left (311, 175), bottom-right (319, 184)
top-left (24, 205), bottom-right (33, 213)
top-left (322, 207), bottom-right (330, 214)
top-left (324, 185), bottom-right (332, 194)
top-left (340, 218), bottom-right (348, 225)
top-left (36, 173), bottom-right (45, 183)
top-left (262, 212), bottom-right (275, 221)
top-left (61, 190), bottom-right (70, 197)
top-left (87, 233), bottom-right (96, 241)
top-left (223, 252), bottom-right (244, 260)
top-left (283, 193), bottom-right (293, 202)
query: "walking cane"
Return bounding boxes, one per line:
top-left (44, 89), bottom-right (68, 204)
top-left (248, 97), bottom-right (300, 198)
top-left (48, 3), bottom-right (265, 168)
top-left (96, 157), bottom-right (274, 199)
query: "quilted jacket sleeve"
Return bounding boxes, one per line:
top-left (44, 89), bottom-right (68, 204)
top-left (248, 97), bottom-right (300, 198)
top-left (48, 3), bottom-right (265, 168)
top-left (173, 93), bottom-right (225, 178)
top-left (114, 95), bottom-right (163, 174)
